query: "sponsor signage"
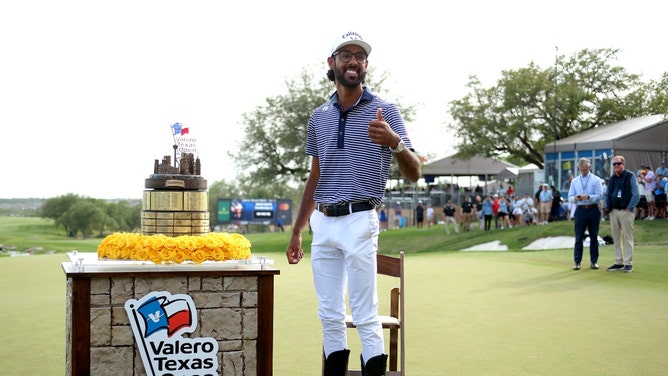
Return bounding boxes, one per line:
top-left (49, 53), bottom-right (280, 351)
top-left (125, 291), bottom-right (219, 376)
top-left (216, 198), bottom-right (292, 225)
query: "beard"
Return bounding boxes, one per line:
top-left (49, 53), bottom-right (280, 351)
top-left (334, 65), bottom-right (366, 88)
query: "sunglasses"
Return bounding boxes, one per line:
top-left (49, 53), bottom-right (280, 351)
top-left (612, 162), bottom-right (623, 166)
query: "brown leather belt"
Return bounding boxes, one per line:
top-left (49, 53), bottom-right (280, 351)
top-left (578, 204), bottom-right (597, 209)
top-left (316, 202), bottom-right (375, 217)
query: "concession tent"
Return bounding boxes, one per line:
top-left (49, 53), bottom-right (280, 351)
top-left (544, 114), bottom-right (668, 193)
top-left (422, 154), bottom-right (518, 179)
top-left (514, 164), bottom-right (543, 196)
top-left (422, 155), bottom-right (518, 202)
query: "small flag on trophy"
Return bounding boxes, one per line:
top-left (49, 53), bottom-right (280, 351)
top-left (171, 122), bottom-right (189, 136)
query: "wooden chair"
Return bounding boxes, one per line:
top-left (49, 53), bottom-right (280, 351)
top-left (347, 251), bottom-right (405, 376)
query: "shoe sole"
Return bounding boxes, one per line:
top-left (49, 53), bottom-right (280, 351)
top-left (606, 266), bottom-right (624, 271)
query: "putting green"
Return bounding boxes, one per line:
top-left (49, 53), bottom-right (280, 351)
top-left (1, 248), bottom-right (667, 375)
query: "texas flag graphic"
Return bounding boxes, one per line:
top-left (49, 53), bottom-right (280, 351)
top-left (171, 122), bottom-right (189, 136)
top-left (125, 291), bottom-right (219, 376)
top-left (135, 295), bottom-right (193, 338)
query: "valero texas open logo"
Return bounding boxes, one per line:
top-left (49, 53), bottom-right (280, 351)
top-left (125, 291), bottom-right (219, 376)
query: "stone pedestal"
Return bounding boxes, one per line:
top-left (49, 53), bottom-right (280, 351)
top-left (62, 255), bottom-right (279, 376)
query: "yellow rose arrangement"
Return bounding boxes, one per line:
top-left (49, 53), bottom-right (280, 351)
top-left (97, 232), bottom-right (251, 264)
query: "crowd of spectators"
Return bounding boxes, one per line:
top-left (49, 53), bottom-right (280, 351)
top-left (381, 159), bottom-right (668, 234)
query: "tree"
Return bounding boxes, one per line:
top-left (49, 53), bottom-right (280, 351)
top-left (40, 193), bottom-right (85, 236)
top-left (105, 200), bottom-right (141, 233)
top-left (40, 194), bottom-right (141, 236)
top-left (59, 200), bottom-right (106, 239)
top-left (448, 48), bottom-right (668, 168)
top-left (231, 65), bottom-right (417, 190)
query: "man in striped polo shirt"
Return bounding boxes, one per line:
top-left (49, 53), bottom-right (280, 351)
top-left (286, 31), bottom-right (421, 376)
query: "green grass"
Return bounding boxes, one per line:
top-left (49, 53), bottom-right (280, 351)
top-left (0, 217), bottom-right (101, 254)
top-left (1, 217), bottom-right (667, 375)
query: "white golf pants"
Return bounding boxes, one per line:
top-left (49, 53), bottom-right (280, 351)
top-left (310, 208), bottom-right (384, 362)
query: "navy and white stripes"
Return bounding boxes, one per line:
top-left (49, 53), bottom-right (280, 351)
top-left (306, 87), bottom-right (412, 206)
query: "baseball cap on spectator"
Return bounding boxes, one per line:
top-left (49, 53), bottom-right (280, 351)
top-left (661, 160), bottom-right (666, 164)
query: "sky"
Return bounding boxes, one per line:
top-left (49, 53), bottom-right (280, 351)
top-left (2, 0), bottom-right (665, 199)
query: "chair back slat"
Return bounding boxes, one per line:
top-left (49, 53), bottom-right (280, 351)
top-left (377, 253), bottom-right (402, 277)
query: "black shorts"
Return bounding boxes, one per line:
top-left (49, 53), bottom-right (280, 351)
top-left (638, 196), bottom-right (648, 209)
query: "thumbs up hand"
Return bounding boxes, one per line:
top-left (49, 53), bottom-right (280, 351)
top-left (375, 108), bottom-right (385, 123)
top-left (368, 108), bottom-right (400, 148)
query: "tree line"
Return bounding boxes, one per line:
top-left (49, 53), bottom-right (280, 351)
top-left (39, 194), bottom-right (141, 238)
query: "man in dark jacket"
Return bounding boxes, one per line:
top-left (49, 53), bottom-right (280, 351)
top-left (605, 155), bottom-right (640, 272)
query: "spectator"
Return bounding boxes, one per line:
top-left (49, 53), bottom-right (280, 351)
top-left (600, 178), bottom-right (609, 221)
top-left (643, 166), bottom-right (657, 220)
top-left (507, 185), bottom-right (515, 197)
top-left (654, 176), bottom-right (667, 219)
top-left (475, 195), bottom-right (484, 230)
top-left (415, 200), bottom-right (425, 229)
top-left (497, 196), bottom-right (512, 229)
top-left (443, 200), bottom-right (459, 234)
top-left (498, 184), bottom-right (507, 198)
top-left (606, 156), bottom-right (639, 273)
top-left (568, 157), bottom-right (603, 270)
top-left (460, 196), bottom-right (475, 232)
top-left (534, 185), bottom-right (543, 222)
top-left (550, 186), bottom-right (562, 221)
top-left (635, 176), bottom-right (648, 220)
top-left (426, 203), bottom-right (434, 228)
top-left (524, 206), bottom-right (538, 225)
top-left (492, 194), bottom-right (500, 229)
top-left (394, 201), bottom-right (402, 229)
top-left (378, 205), bottom-right (388, 232)
top-left (538, 184), bottom-right (553, 224)
top-left (482, 195), bottom-right (494, 230)
top-left (655, 160), bottom-right (668, 177)
top-left (512, 195), bottom-right (524, 226)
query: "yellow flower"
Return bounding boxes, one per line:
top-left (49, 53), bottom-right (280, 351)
top-left (192, 249), bottom-right (208, 264)
top-left (97, 232), bottom-right (251, 264)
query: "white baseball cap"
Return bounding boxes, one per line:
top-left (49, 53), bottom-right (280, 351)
top-left (330, 31), bottom-right (372, 56)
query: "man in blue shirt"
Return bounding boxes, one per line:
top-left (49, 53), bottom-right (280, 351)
top-left (568, 158), bottom-right (603, 270)
top-left (285, 31), bottom-right (421, 376)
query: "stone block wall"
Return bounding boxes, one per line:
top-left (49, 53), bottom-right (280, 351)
top-left (67, 274), bottom-right (260, 376)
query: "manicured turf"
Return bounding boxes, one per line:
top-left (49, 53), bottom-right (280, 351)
top-left (2, 247), bottom-right (667, 375)
top-left (1, 216), bottom-right (667, 375)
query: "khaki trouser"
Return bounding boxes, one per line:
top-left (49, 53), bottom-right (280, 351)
top-left (609, 209), bottom-right (635, 265)
top-left (444, 216), bottom-right (459, 234)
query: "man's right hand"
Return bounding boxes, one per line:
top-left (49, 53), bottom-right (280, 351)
top-left (286, 235), bottom-right (304, 264)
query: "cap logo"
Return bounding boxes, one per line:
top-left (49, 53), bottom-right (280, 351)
top-left (341, 31), bottom-right (364, 41)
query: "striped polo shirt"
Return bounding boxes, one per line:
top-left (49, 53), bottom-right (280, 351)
top-left (306, 87), bottom-right (413, 206)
